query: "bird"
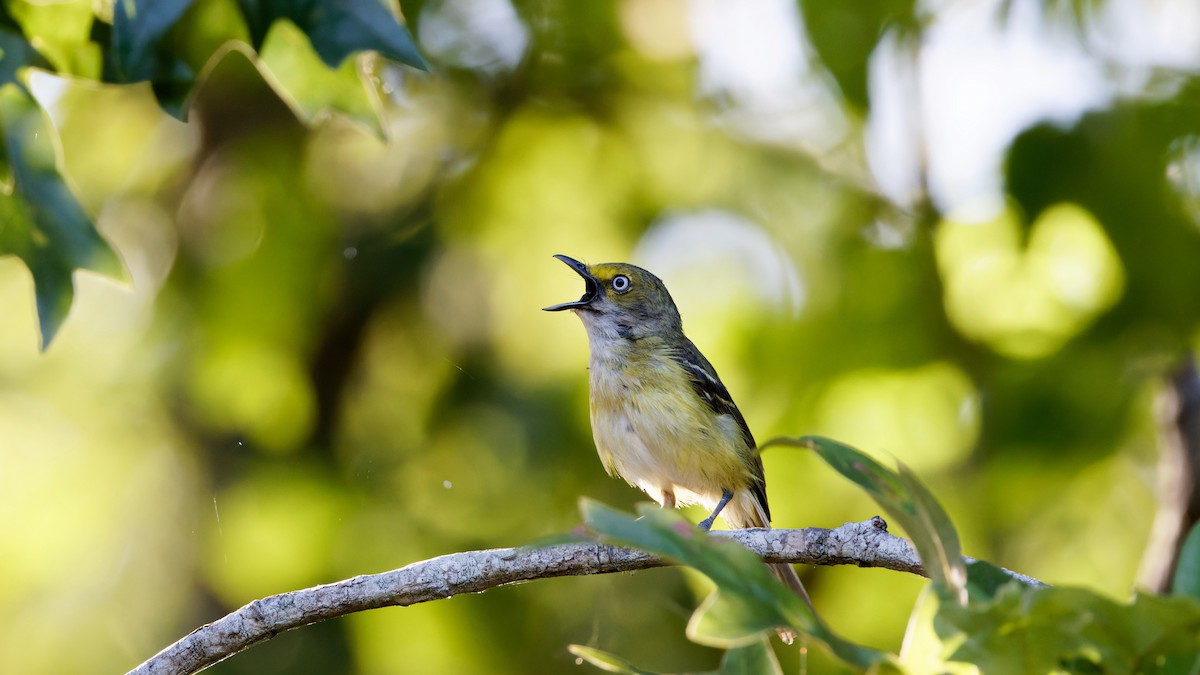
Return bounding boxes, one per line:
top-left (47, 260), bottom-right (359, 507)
top-left (543, 254), bottom-right (809, 640)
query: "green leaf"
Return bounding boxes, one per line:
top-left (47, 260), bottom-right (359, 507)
top-left (0, 84), bottom-right (123, 348)
top-left (688, 581), bottom-right (791, 647)
top-left (581, 500), bottom-right (885, 671)
top-left (762, 436), bottom-right (968, 604)
top-left (797, 0), bottom-right (921, 111)
top-left (568, 645), bottom-right (658, 675)
top-left (568, 639), bottom-right (781, 675)
top-left (897, 461), bottom-right (967, 602)
top-left (7, 0), bottom-right (99, 78)
top-left (111, 0), bottom-right (195, 81)
top-left (1172, 520), bottom-right (1200, 600)
top-left (716, 637), bottom-right (782, 675)
top-left (258, 19), bottom-right (384, 134)
top-left (239, 0), bottom-right (426, 70)
top-left (963, 559), bottom-right (1021, 601)
top-left (936, 586), bottom-right (1200, 673)
top-left (109, 0), bottom-right (197, 115)
top-left (0, 27), bottom-right (51, 89)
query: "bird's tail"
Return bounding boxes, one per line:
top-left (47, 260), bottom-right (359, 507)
top-left (724, 494), bottom-right (812, 645)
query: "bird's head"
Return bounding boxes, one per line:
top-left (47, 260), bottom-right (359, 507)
top-left (543, 254), bottom-right (682, 339)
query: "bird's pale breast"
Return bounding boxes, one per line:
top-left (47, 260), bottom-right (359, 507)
top-left (587, 342), bottom-right (755, 510)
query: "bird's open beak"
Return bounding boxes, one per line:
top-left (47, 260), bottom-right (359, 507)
top-left (543, 254), bottom-right (598, 311)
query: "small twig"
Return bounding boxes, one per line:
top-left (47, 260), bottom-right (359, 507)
top-left (127, 518), bottom-right (1040, 675)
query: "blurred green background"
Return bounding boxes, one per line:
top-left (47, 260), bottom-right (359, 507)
top-left (3, 0), bottom-right (1200, 672)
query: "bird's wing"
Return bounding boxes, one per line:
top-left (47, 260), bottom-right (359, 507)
top-left (671, 338), bottom-right (771, 523)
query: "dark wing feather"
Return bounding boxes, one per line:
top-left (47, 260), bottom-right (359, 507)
top-left (671, 338), bottom-right (771, 523)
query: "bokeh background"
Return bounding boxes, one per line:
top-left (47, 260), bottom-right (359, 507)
top-left (3, 0), bottom-right (1200, 672)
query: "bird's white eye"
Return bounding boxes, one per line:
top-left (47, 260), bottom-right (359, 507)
top-left (611, 274), bottom-right (631, 293)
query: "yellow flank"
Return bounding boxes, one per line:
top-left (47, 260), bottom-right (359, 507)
top-left (587, 334), bottom-right (755, 511)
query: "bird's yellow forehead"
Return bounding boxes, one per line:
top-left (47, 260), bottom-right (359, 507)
top-left (588, 262), bottom-right (644, 282)
top-left (587, 263), bottom-right (621, 281)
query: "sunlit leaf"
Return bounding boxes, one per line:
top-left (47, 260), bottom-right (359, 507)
top-left (762, 436), bottom-right (968, 604)
top-left (568, 645), bottom-right (658, 675)
top-left (258, 19), bottom-right (384, 134)
top-left (1172, 520), bottom-right (1200, 600)
top-left (0, 83), bottom-right (123, 348)
top-left (7, 0), bottom-right (99, 78)
top-left (581, 500), bottom-right (885, 671)
top-left (569, 639), bottom-right (781, 675)
top-left (239, 0), bottom-right (426, 70)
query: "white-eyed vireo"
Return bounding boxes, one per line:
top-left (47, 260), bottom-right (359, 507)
top-left (545, 254), bottom-right (809, 637)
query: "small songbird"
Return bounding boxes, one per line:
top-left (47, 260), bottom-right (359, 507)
top-left (544, 254), bottom-right (810, 635)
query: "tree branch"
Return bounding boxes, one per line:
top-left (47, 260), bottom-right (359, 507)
top-left (1140, 356), bottom-right (1200, 591)
top-left (127, 518), bottom-right (1040, 675)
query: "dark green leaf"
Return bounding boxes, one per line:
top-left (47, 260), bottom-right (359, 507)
top-left (0, 2), bottom-right (17, 31)
top-left (0, 28), bottom-right (51, 88)
top-left (936, 584), bottom-right (1200, 673)
top-left (761, 436), bottom-right (967, 603)
top-left (111, 0), bottom-right (196, 82)
top-left (797, 0), bottom-right (921, 111)
top-left (395, 0), bottom-right (427, 33)
top-left (1172, 520), bottom-right (1200, 600)
top-left (0, 84), bottom-right (123, 348)
top-left (581, 500), bottom-right (884, 671)
top-left (716, 637), bottom-right (781, 675)
top-left (897, 461), bottom-right (967, 603)
top-left (109, 0), bottom-right (199, 116)
top-left (238, 0), bottom-right (426, 70)
top-left (964, 559), bottom-right (1021, 601)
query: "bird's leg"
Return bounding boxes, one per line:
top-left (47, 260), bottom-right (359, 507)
top-left (698, 489), bottom-right (734, 531)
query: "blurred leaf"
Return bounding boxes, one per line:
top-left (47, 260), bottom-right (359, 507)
top-left (936, 585), bottom-right (1200, 673)
top-left (797, 0), bottom-right (921, 111)
top-left (108, 0), bottom-right (423, 117)
top-left (582, 500), bottom-right (798, 641)
top-left (581, 500), bottom-right (884, 671)
top-left (963, 559), bottom-right (1022, 602)
top-left (569, 638), bottom-right (780, 675)
top-left (1172, 520), bottom-right (1200, 600)
top-left (111, 0), bottom-right (194, 82)
top-left (715, 637), bottom-right (782, 675)
top-left (0, 83), bottom-right (123, 348)
top-left (258, 19), bottom-right (384, 134)
top-left (395, 0), bottom-right (427, 32)
top-left (110, 0), bottom-right (197, 115)
top-left (238, 0), bottom-right (427, 70)
top-left (8, 0), bottom-right (100, 77)
top-left (568, 645), bottom-right (658, 674)
top-left (0, 27), bottom-right (51, 89)
top-left (762, 436), bottom-right (967, 603)
top-left (897, 461), bottom-right (967, 604)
